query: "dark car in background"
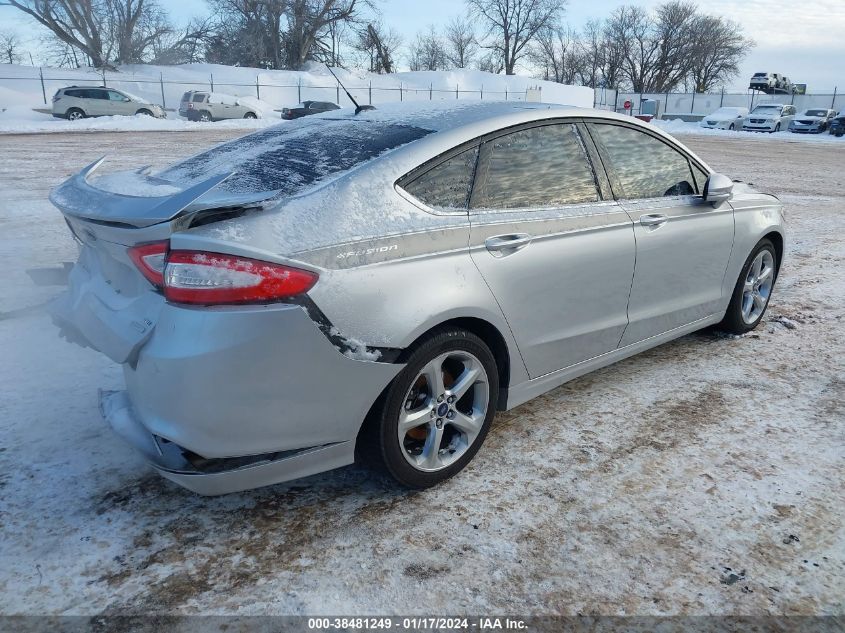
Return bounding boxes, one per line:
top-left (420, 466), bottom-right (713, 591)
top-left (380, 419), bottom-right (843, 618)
top-left (281, 100), bottom-right (340, 120)
top-left (829, 112), bottom-right (845, 137)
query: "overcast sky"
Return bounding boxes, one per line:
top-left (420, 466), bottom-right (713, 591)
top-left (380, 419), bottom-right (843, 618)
top-left (2, 0), bottom-right (843, 92)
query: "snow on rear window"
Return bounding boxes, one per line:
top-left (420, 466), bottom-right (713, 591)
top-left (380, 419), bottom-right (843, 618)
top-left (160, 119), bottom-right (432, 196)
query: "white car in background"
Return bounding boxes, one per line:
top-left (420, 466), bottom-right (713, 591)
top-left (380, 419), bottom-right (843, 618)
top-left (742, 103), bottom-right (797, 132)
top-left (700, 107), bottom-right (748, 131)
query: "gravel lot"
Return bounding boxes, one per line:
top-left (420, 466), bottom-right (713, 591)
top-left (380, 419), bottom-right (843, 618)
top-left (0, 129), bottom-right (843, 617)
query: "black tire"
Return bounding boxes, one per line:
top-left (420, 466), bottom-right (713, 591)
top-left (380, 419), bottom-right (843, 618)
top-left (65, 108), bottom-right (84, 121)
top-left (243, 112), bottom-right (257, 119)
top-left (774, 123), bottom-right (781, 133)
top-left (729, 123), bottom-right (735, 131)
top-left (198, 110), bottom-right (212, 122)
top-left (837, 132), bottom-right (844, 138)
top-left (718, 238), bottom-right (778, 334)
top-left (135, 108), bottom-right (153, 117)
top-left (357, 327), bottom-right (499, 488)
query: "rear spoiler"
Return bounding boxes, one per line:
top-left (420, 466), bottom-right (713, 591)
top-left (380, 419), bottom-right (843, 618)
top-left (49, 156), bottom-right (279, 228)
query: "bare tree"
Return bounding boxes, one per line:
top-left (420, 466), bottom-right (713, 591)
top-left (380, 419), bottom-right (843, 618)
top-left (476, 49), bottom-right (503, 74)
top-left (604, 1), bottom-right (701, 93)
top-left (687, 14), bottom-right (753, 92)
top-left (408, 25), bottom-right (447, 71)
top-left (149, 17), bottom-right (213, 64)
top-left (530, 24), bottom-right (581, 84)
top-left (353, 22), bottom-right (400, 73)
top-left (0, 30), bottom-right (24, 64)
top-left (467, 0), bottom-right (565, 75)
top-left (2, 0), bottom-right (173, 66)
top-left (444, 16), bottom-right (477, 69)
top-left (283, 0), bottom-right (363, 70)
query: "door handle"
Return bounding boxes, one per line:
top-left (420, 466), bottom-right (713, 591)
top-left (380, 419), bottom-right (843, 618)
top-left (485, 233), bottom-right (532, 254)
top-left (639, 214), bottom-right (668, 227)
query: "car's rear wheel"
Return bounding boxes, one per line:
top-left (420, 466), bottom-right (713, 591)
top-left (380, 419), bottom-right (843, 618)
top-left (198, 111), bottom-right (212, 122)
top-left (718, 239), bottom-right (778, 334)
top-left (136, 109), bottom-right (153, 117)
top-left (66, 108), bottom-right (84, 121)
top-left (358, 328), bottom-right (498, 488)
top-left (243, 112), bottom-right (257, 119)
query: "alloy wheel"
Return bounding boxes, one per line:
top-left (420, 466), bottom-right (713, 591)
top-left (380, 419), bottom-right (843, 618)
top-left (741, 250), bottom-right (775, 324)
top-left (398, 351), bottom-right (489, 472)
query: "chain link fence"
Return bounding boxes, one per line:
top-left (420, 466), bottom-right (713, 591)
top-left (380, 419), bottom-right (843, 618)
top-left (593, 88), bottom-right (843, 118)
top-left (0, 67), bottom-right (534, 112)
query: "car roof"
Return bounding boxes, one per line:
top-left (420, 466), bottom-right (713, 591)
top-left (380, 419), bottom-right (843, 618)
top-left (319, 100), bottom-right (632, 134)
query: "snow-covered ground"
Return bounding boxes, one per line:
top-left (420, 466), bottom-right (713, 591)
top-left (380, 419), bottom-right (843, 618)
top-left (0, 129), bottom-right (842, 618)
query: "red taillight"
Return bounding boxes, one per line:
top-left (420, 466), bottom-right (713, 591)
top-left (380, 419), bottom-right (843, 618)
top-left (163, 250), bottom-right (318, 305)
top-left (128, 241), bottom-right (168, 287)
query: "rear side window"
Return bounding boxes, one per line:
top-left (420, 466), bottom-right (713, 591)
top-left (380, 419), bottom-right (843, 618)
top-left (161, 119), bottom-right (432, 196)
top-left (589, 124), bottom-right (697, 198)
top-left (192, 94), bottom-right (206, 103)
top-left (402, 146), bottom-right (479, 209)
top-left (472, 123), bottom-right (600, 209)
top-left (64, 89), bottom-right (82, 98)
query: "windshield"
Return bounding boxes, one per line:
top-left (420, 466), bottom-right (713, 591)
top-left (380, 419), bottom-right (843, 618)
top-left (161, 119), bottom-right (433, 196)
top-left (803, 109), bottom-right (827, 117)
top-left (752, 105), bottom-right (781, 114)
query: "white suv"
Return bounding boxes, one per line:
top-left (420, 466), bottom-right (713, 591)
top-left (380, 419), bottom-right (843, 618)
top-left (742, 103), bottom-right (796, 132)
top-left (52, 86), bottom-right (165, 120)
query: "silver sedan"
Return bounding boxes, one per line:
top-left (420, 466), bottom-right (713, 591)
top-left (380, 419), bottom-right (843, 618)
top-left (49, 102), bottom-right (785, 494)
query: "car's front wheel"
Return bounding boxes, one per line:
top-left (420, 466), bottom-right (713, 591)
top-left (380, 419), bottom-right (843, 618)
top-left (243, 112), bottom-right (257, 119)
top-left (774, 123), bottom-right (781, 132)
top-left (66, 108), bottom-right (84, 121)
top-left (719, 239), bottom-right (778, 334)
top-left (359, 328), bottom-right (498, 488)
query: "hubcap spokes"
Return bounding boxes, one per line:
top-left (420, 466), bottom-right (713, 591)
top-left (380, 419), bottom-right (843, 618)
top-left (741, 250), bottom-right (774, 324)
top-left (399, 352), bottom-right (489, 472)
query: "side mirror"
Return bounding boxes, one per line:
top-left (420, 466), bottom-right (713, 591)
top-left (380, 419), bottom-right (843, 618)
top-left (703, 173), bottom-right (733, 205)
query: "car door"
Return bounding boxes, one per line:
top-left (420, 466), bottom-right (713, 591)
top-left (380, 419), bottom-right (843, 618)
top-left (586, 121), bottom-right (734, 346)
top-left (467, 121), bottom-right (636, 379)
top-left (106, 90), bottom-right (133, 115)
top-left (84, 88), bottom-right (109, 116)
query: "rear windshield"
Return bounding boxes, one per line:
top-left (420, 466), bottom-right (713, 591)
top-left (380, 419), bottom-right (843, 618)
top-left (160, 119), bottom-right (432, 196)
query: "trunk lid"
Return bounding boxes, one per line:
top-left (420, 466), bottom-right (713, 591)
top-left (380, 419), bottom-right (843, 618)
top-left (49, 158), bottom-right (279, 364)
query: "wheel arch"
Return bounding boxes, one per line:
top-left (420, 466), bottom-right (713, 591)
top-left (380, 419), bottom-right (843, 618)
top-left (763, 230), bottom-right (784, 275)
top-left (398, 316), bottom-right (512, 411)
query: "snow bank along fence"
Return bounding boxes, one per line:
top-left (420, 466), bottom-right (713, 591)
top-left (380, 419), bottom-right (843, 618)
top-left (3, 67), bottom-right (542, 110)
top-left (596, 88), bottom-right (844, 118)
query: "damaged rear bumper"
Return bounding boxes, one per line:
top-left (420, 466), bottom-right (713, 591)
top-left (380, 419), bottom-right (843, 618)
top-left (100, 390), bottom-right (357, 495)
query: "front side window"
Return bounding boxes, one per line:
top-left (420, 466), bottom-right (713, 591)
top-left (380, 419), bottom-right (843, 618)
top-left (472, 123), bottom-right (599, 210)
top-left (590, 123), bottom-right (697, 199)
top-left (107, 90), bottom-right (126, 101)
top-left (402, 146), bottom-right (479, 210)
